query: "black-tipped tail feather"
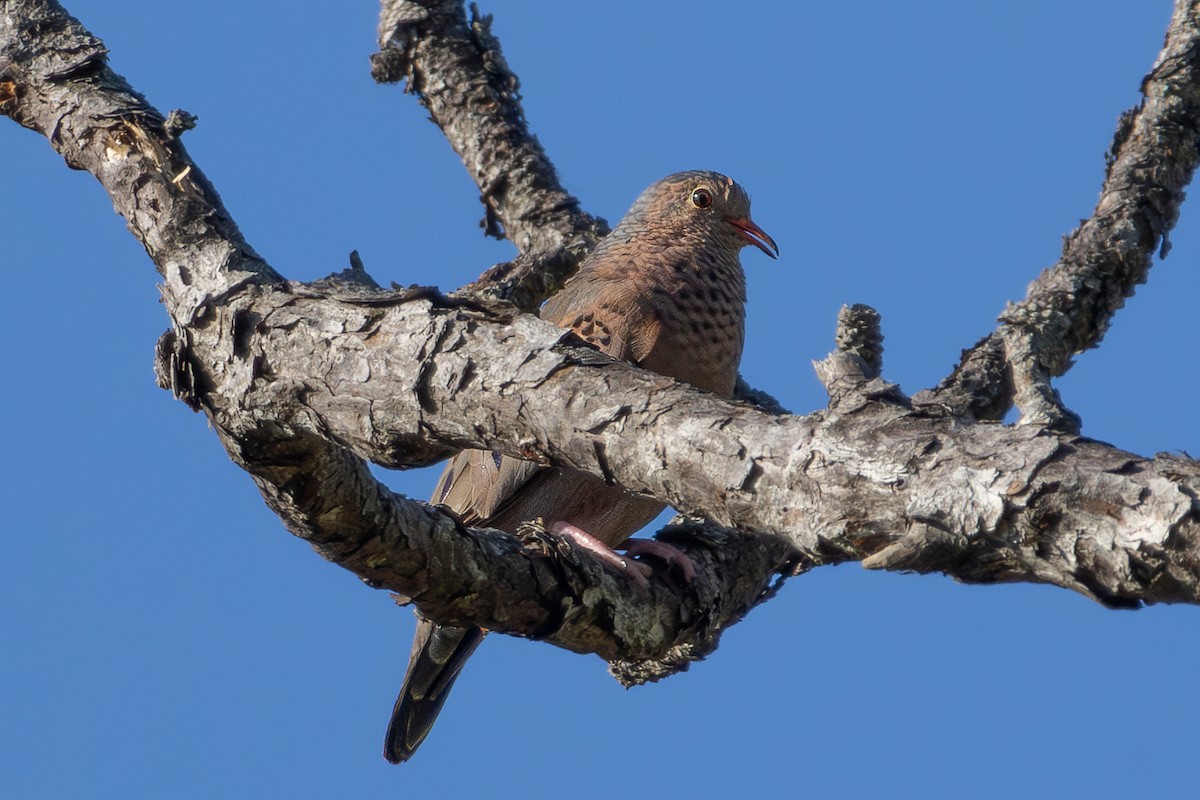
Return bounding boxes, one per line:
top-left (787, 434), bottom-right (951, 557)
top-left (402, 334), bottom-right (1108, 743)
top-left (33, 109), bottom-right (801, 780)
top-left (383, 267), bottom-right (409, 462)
top-left (383, 620), bottom-right (486, 763)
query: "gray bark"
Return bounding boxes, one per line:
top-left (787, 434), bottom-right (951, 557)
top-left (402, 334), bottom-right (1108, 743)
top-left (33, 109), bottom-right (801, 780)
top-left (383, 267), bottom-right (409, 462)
top-left (3, 0), bottom-right (1200, 688)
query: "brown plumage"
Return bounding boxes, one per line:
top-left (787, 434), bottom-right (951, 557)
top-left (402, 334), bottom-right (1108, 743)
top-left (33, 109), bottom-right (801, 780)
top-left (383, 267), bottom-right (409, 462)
top-left (383, 170), bottom-right (778, 763)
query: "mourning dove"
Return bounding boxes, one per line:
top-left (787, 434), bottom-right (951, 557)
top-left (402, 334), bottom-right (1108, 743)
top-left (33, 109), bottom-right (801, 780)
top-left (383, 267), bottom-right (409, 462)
top-left (383, 170), bottom-right (778, 763)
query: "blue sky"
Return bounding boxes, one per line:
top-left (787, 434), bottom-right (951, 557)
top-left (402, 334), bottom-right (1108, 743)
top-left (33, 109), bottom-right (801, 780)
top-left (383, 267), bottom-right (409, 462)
top-left (4, 2), bottom-right (1199, 797)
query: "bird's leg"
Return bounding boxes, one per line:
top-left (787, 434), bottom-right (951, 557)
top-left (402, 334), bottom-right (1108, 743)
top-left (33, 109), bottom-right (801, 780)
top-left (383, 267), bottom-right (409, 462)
top-left (623, 538), bottom-right (697, 585)
top-left (550, 521), bottom-right (652, 587)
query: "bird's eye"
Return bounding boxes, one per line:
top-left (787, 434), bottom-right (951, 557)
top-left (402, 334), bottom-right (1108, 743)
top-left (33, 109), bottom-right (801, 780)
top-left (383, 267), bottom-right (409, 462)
top-left (691, 188), bottom-right (713, 209)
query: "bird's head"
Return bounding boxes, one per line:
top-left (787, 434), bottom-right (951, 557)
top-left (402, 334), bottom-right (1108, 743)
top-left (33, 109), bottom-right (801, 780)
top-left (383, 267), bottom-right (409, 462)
top-left (616, 170), bottom-right (779, 259)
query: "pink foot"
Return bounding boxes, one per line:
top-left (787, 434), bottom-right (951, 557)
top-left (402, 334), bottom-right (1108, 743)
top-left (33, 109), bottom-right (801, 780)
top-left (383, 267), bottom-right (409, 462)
top-left (624, 538), bottom-right (697, 585)
top-left (550, 521), bottom-right (652, 587)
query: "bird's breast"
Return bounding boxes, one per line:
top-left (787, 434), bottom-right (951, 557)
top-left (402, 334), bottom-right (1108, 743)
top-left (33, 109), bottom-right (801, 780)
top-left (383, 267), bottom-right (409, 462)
top-left (639, 258), bottom-right (747, 397)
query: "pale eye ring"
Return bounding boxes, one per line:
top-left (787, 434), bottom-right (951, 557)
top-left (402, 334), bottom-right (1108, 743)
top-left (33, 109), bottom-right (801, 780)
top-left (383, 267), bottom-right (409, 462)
top-left (691, 188), bottom-right (713, 209)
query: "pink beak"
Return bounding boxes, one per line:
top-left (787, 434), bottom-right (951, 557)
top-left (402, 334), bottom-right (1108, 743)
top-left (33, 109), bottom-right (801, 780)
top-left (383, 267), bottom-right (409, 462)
top-left (727, 217), bottom-right (779, 259)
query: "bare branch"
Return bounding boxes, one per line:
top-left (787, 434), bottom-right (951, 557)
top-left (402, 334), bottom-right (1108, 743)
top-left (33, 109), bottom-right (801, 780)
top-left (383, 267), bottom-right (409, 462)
top-left (157, 281), bottom-right (1200, 611)
top-left (919, 0), bottom-right (1200, 423)
top-left (0, 0), bottom-right (279, 320)
top-left (216, 417), bottom-right (801, 667)
top-left (373, 0), bottom-right (607, 310)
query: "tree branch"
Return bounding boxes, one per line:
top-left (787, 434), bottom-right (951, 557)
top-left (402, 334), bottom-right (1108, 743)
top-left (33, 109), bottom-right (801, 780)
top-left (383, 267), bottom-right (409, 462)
top-left (918, 0), bottom-right (1200, 427)
top-left (372, 0), bottom-right (608, 310)
top-left (163, 280), bottom-right (1200, 611)
top-left (6, 0), bottom-right (1200, 701)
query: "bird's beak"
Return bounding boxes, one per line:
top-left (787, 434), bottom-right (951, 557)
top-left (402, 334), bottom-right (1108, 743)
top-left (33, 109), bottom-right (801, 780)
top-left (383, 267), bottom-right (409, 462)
top-left (726, 216), bottom-right (779, 259)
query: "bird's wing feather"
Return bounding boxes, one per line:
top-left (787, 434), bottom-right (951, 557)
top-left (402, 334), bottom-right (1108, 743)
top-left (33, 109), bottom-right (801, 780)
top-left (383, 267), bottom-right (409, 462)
top-left (541, 267), bottom-right (664, 364)
top-left (431, 449), bottom-right (541, 525)
top-left (431, 268), bottom-right (661, 527)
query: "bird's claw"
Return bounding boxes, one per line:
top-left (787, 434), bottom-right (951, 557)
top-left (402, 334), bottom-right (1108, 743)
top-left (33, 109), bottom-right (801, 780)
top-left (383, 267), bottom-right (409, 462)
top-left (550, 521), bottom-right (652, 588)
top-left (624, 538), bottom-right (698, 586)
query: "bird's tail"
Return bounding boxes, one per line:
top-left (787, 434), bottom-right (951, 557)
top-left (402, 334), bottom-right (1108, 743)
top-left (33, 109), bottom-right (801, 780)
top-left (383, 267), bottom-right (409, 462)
top-left (383, 617), bottom-right (487, 763)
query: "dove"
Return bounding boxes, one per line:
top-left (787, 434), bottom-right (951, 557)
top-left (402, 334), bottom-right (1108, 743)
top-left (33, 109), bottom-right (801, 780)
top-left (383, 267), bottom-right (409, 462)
top-left (384, 170), bottom-right (778, 763)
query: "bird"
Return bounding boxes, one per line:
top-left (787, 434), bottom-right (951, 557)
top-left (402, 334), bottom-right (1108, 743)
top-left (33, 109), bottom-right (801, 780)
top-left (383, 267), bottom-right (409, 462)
top-left (383, 170), bottom-right (778, 763)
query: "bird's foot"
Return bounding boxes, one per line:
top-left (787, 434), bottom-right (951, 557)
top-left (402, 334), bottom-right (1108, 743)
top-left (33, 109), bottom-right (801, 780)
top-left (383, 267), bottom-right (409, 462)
top-left (550, 521), bottom-right (652, 588)
top-left (624, 538), bottom-right (697, 586)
